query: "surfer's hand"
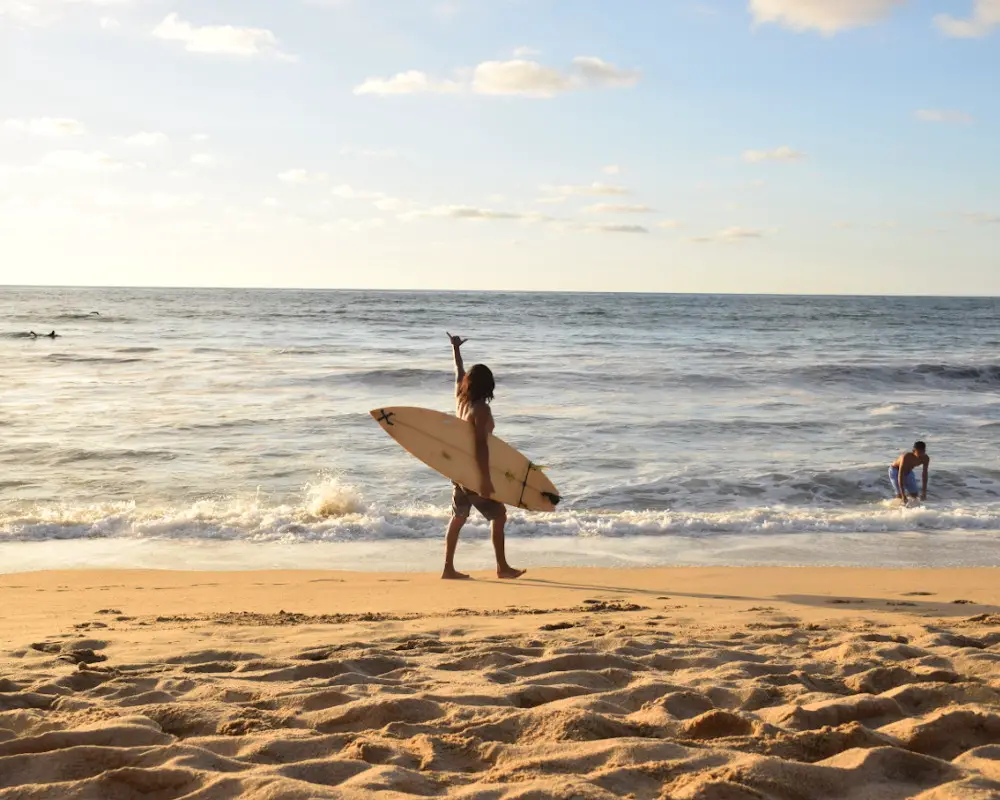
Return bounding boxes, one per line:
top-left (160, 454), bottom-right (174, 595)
top-left (447, 332), bottom-right (468, 348)
top-left (481, 478), bottom-right (495, 499)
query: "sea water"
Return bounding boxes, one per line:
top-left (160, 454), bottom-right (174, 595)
top-left (2, 288), bottom-right (999, 572)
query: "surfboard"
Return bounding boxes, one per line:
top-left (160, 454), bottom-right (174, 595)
top-left (370, 406), bottom-right (561, 512)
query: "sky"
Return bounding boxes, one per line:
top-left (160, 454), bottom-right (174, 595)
top-left (1, 0), bottom-right (998, 294)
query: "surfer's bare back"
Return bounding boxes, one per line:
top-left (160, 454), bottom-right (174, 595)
top-left (442, 333), bottom-right (525, 581)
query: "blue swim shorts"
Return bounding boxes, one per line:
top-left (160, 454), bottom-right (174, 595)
top-left (889, 466), bottom-right (919, 497)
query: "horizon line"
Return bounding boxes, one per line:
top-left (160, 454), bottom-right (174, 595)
top-left (2, 285), bottom-right (999, 300)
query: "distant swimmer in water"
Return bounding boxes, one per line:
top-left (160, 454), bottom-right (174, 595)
top-left (890, 441), bottom-right (929, 505)
top-left (29, 331), bottom-right (59, 338)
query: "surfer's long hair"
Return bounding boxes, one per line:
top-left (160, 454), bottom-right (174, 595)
top-left (458, 364), bottom-right (495, 406)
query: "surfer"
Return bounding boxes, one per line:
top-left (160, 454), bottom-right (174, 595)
top-left (443, 333), bottom-right (525, 581)
top-left (889, 441), bottom-right (929, 505)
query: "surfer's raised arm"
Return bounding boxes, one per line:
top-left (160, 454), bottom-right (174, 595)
top-left (447, 332), bottom-right (468, 391)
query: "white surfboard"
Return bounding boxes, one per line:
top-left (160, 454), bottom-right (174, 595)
top-left (370, 406), bottom-right (561, 512)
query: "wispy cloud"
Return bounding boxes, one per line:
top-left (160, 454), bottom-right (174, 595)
top-left (742, 145), bottom-right (804, 163)
top-left (191, 153), bottom-right (217, 167)
top-left (39, 150), bottom-right (142, 172)
top-left (934, 0), bottom-right (1000, 38)
top-left (1, 0), bottom-right (131, 27)
top-left (915, 109), bottom-right (974, 124)
top-left (152, 13), bottom-right (294, 59)
top-left (331, 185), bottom-right (405, 211)
top-left (4, 117), bottom-right (86, 137)
top-left (512, 45), bottom-right (540, 58)
top-left (279, 168), bottom-right (328, 184)
top-left (964, 212), bottom-right (1000, 224)
top-left (749, 0), bottom-right (904, 34)
top-left (692, 226), bottom-right (766, 243)
top-left (355, 56), bottom-right (640, 98)
top-left (581, 223), bottom-right (649, 234)
top-left (602, 164), bottom-right (621, 175)
top-left (402, 205), bottom-right (551, 222)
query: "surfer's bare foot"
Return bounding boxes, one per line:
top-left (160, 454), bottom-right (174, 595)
top-left (442, 568), bottom-right (471, 580)
top-left (497, 567), bottom-right (526, 580)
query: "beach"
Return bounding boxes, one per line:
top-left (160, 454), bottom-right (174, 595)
top-left (3, 566), bottom-right (999, 799)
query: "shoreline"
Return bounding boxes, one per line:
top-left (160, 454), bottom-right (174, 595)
top-left (3, 529), bottom-right (1000, 575)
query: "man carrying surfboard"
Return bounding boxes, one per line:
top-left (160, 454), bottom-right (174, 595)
top-left (444, 333), bottom-right (525, 581)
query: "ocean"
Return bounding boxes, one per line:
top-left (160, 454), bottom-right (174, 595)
top-left (2, 287), bottom-right (999, 572)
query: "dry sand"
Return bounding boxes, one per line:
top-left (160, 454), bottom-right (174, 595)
top-left (1, 566), bottom-right (999, 799)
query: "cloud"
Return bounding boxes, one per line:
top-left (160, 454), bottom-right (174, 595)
top-left (152, 13), bottom-right (293, 59)
top-left (585, 203), bottom-right (655, 214)
top-left (403, 204), bottom-right (550, 222)
top-left (191, 133), bottom-right (210, 142)
top-left (657, 219), bottom-right (683, 229)
top-left (100, 16), bottom-right (119, 30)
top-left (331, 184), bottom-right (404, 211)
top-left (935, 0), bottom-right (1000, 37)
top-left (692, 226), bottom-right (766, 243)
top-left (279, 168), bottom-right (327, 183)
top-left (116, 131), bottom-right (169, 147)
top-left (513, 45), bottom-right (540, 58)
top-left (355, 56), bottom-right (640, 98)
top-left (749, 0), bottom-right (905, 33)
top-left (743, 145), bottom-right (804, 163)
top-left (582, 223), bottom-right (649, 234)
top-left (472, 60), bottom-right (573, 97)
top-left (602, 164), bottom-right (621, 175)
top-left (39, 150), bottom-right (140, 171)
top-left (191, 153), bottom-right (216, 167)
top-left (354, 71), bottom-right (462, 95)
top-left (535, 196), bottom-right (567, 205)
top-left (540, 182), bottom-right (630, 197)
top-left (4, 117), bottom-right (86, 137)
top-left (1, 0), bottom-right (131, 26)
top-left (964, 212), bottom-right (1000, 224)
top-left (915, 109), bottom-right (974, 124)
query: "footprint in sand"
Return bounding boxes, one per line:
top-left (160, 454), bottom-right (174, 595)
top-left (903, 591), bottom-right (935, 597)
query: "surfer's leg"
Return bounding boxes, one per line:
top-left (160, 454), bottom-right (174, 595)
top-left (443, 485), bottom-right (472, 580)
top-left (443, 515), bottom-right (471, 580)
top-left (487, 507), bottom-right (525, 580)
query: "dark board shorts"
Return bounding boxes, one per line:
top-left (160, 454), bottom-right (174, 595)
top-left (451, 483), bottom-right (505, 521)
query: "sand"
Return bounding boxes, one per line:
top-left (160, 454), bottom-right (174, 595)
top-left (1, 566), bottom-right (999, 799)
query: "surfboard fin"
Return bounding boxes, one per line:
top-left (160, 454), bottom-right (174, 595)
top-left (541, 491), bottom-right (561, 506)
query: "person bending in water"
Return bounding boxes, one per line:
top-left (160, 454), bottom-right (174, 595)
top-left (443, 332), bottom-right (525, 581)
top-left (890, 441), bottom-right (929, 505)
